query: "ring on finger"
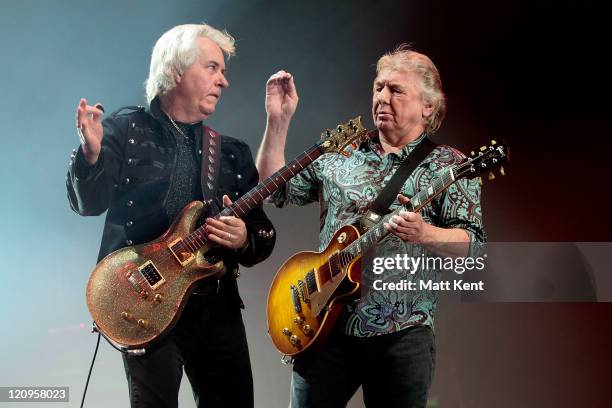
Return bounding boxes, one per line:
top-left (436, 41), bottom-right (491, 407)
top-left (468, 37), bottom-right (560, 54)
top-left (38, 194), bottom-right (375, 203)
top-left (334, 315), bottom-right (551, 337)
top-left (227, 232), bottom-right (232, 241)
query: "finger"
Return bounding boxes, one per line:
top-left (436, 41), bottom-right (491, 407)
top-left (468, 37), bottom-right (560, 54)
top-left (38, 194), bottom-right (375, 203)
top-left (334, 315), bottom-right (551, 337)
top-left (222, 194), bottom-right (232, 207)
top-left (267, 71), bottom-right (291, 86)
top-left (206, 231), bottom-right (231, 247)
top-left (397, 194), bottom-right (411, 205)
top-left (285, 74), bottom-right (298, 99)
top-left (206, 218), bottom-right (233, 230)
top-left (206, 223), bottom-right (229, 238)
top-left (76, 99), bottom-right (88, 128)
top-left (218, 216), bottom-right (244, 228)
top-left (83, 104), bottom-right (104, 121)
top-left (397, 211), bottom-right (420, 223)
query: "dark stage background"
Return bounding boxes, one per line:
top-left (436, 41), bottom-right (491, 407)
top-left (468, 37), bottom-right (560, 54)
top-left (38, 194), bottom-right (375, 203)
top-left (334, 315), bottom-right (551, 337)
top-left (1, 1), bottom-right (610, 407)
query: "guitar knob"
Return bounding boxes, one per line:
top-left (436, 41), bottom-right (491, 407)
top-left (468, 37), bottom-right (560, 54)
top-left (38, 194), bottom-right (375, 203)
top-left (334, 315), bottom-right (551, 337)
top-left (154, 294), bottom-right (163, 303)
top-left (282, 328), bottom-right (292, 336)
top-left (303, 324), bottom-right (313, 335)
top-left (289, 335), bottom-right (300, 346)
top-left (121, 311), bottom-right (132, 320)
top-left (293, 316), bottom-right (304, 325)
top-left (137, 319), bottom-right (148, 328)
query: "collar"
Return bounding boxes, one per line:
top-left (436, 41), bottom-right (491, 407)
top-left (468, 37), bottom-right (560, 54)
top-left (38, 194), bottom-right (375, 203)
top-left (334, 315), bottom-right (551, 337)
top-left (367, 130), bottom-right (428, 161)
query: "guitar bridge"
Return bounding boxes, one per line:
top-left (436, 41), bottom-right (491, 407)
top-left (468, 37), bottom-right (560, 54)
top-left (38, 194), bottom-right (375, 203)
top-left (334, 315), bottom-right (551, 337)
top-left (168, 238), bottom-right (195, 266)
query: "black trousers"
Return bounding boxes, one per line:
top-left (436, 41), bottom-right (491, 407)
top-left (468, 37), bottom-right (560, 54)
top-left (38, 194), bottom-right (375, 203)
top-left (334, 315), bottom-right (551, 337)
top-left (290, 325), bottom-right (436, 408)
top-left (122, 293), bottom-right (253, 408)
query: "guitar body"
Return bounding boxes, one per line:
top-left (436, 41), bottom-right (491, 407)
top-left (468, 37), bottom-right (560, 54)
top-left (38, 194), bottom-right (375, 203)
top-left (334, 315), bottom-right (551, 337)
top-left (267, 225), bottom-right (362, 356)
top-left (86, 201), bottom-right (224, 349)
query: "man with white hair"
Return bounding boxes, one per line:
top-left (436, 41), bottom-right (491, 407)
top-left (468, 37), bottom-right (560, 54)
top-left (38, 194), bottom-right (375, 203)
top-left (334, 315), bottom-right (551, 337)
top-left (257, 45), bottom-right (485, 407)
top-left (67, 24), bottom-right (276, 407)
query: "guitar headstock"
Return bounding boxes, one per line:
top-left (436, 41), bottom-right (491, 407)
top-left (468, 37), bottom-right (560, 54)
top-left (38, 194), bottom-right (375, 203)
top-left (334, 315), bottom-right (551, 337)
top-left (319, 116), bottom-right (368, 154)
top-left (455, 140), bottom-right (509, 182)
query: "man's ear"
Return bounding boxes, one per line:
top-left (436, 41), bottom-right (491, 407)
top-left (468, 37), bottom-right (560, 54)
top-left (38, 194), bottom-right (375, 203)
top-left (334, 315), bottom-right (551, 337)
top-left (422, 102), bottom-right (434, 118)
top-left (174, 72), bottom-right (182, 85)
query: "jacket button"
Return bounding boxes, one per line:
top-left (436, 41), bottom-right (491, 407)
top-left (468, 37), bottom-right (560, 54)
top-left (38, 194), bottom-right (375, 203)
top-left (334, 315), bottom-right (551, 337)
top-left (229, 153), bottom-right (235, 160)
top-left (125, 239), bottom-right (133, 245)
top-left (126, 200), bottom-right (134, 207)
top-left (127, 158), bottom-right (135, 166)
top-left (124, 177), bottom-right (130, 184)
top-left (234, 192), bottom-right (239, 197)
top-left (126, 221), bottom-right (133, 227)
top-left (128, 138), bottom-right (135, 144)
top-left (236, 174), bottom-right (242, 180)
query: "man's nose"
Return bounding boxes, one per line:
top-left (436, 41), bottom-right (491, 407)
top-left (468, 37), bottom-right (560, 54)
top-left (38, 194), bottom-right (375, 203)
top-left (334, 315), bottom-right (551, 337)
top-left (218, 73), bottom-right (229, 89)
top-left (377, 87), bottom-right (390, 104)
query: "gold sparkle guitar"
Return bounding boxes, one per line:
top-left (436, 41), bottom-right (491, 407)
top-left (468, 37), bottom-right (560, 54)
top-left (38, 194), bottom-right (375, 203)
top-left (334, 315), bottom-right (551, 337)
top-left (267, 140), bottom-right (508, 356)
top-left (86, 117), bottom-right (367, 351)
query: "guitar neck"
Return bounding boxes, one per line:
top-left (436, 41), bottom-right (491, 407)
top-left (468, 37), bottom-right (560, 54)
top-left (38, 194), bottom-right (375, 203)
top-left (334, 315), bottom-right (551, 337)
top-left (339, 167), bottom-right (457, 265)
top-left (189, 142), bottom-right (325, 249)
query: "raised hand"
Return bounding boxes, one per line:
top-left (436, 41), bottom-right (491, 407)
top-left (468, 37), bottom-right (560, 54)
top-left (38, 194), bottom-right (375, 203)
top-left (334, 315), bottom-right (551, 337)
top-left (75, 98), bottom-right (105, 165)
top-left (265, 70), bottom-right (298, 124)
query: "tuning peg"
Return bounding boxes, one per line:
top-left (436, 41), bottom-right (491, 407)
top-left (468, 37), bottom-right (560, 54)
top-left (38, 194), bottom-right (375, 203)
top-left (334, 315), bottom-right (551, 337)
top-left (478, 177), bottom-right (483, 185)
top-left (470, 151), bottom-right (475, 157)
top-left (480, 146), bottom-right (487, 152)
top-left (487, 172), bottom-right (495, 181)
top-left (500, 166), bottom-right (505, 176)
top-left (491, 140), bottom-right (497, 145)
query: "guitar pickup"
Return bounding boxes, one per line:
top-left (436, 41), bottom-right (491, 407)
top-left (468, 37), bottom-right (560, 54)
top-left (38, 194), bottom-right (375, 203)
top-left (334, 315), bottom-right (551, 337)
top-left (168, 238), bottom-right (195, 266)
top-left (138, 260), bottom-right (165, 290)
top-left (297, 280), bottom-right (309, 304)
top-left (305, 270), bottom-right (317, 295)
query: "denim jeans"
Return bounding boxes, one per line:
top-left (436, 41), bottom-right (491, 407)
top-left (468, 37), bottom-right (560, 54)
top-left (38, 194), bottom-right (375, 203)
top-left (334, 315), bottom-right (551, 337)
top-left (290, 325), bottom-right (436, 408)
top-left (122, 294), bottom-right (253, 408)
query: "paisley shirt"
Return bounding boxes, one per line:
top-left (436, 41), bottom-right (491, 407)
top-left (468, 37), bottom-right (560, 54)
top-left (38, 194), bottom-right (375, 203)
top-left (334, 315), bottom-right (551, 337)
top-left (273, 133), bottom-right (486, 337)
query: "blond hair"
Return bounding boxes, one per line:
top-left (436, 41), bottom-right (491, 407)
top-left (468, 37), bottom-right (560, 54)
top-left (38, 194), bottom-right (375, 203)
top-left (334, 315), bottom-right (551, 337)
top-left (376, 44), bottom-right (446, 134)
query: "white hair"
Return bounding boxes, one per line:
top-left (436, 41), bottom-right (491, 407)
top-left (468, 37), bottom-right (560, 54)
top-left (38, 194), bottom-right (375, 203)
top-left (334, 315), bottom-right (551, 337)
top-left (145, 23), bottom-right (235, 103)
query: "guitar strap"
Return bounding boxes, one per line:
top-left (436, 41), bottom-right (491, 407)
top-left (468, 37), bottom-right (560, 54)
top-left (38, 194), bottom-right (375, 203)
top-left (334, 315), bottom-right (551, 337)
top-left (200, 125), bottom-right (222, 204)
top-left (359, 137), bottom-right (438, 232)
top-left (198, 125), bottom-right (226, 283)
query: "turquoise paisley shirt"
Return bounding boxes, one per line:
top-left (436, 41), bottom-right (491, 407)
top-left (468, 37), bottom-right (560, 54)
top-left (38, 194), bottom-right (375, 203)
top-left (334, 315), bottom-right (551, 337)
top-left (273, 133), bottom-right (486, 337)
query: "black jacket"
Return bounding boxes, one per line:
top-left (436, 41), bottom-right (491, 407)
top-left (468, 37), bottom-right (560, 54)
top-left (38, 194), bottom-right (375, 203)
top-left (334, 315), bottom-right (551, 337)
top-left (66, 100), bottom-right (276, 305)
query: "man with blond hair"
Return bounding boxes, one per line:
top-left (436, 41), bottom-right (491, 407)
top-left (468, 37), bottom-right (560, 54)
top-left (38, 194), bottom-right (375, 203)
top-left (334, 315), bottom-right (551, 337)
top-left (67, 24), bottom-right (276, 407)
top-left (257, 45), bottom-right (485, 407)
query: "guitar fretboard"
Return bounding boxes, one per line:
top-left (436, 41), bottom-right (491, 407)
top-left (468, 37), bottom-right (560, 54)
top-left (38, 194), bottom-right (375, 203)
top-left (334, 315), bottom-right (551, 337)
top-left (179, 143), bottom-right (324, 253)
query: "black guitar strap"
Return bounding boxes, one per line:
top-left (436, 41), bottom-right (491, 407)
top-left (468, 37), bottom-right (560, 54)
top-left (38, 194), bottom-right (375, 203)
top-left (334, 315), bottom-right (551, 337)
top-left (360, 137), bottom-right (438, 232)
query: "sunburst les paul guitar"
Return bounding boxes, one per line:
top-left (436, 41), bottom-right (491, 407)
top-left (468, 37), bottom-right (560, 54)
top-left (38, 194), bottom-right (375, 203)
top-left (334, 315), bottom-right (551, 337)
top-left (86, 117), bottom-right (368, 351)
top-left (267, 140), bottom-right (509, 356)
